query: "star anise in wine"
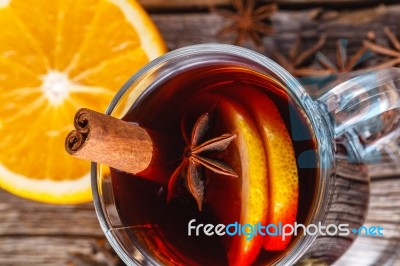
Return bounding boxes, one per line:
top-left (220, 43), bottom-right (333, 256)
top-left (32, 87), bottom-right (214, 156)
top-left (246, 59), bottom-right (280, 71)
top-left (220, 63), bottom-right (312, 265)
top-left (211, 0), bottom-right (277, 47)
top-left (167, 113), bottom-right (238, 211)
top-left (363, 27), bottom-right (400, 69)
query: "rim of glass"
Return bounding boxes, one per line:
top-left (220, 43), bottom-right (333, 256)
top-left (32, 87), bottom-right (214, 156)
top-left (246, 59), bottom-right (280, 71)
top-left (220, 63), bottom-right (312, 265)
top-left (91, 43), bottom-right (332, 266)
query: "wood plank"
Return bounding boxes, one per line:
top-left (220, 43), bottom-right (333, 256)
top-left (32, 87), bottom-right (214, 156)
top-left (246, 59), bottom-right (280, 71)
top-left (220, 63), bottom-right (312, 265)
top-left (0, 191), bottom-right (101, 237)
top-left (335, 236), bottom-right (400, 266)
top-left (139, 0), bottom-right (398, 11)
top-left (139, 0), bottom-right (228, 11)
top-left (0, 236), bottom-right (101, 265)
top-left (334, 174), bottom-right (400, 265)
top-left (151, 5), bottom-right (400, 56)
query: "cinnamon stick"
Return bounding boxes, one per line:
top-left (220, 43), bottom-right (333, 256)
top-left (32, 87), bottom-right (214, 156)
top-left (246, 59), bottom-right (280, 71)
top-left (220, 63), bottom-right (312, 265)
top-left (65, 108), bottom-right (172, 184)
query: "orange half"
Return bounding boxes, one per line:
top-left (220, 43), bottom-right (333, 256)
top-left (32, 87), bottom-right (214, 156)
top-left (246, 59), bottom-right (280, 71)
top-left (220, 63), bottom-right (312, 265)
top-left (0, 0), bottom-right (166, 203)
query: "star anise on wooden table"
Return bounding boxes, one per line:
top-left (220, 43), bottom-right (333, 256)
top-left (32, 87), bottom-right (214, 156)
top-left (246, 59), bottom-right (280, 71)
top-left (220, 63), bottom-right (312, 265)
top-left (272, 34), bottom-right (328, 77)
top-left (314, 38), bottom-right (372, 75)
top-left (211, 0), bottom-right (278, 47)
top-left (363, 27), bottom-right (400, 69)
top-left (167, 112), bottom-right (237, 211)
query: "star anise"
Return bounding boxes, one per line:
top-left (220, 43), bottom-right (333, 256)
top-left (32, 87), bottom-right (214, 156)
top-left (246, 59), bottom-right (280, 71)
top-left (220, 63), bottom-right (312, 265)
top-left (363, 27), bottom-right (400, 69)
top-left (167, 113), bottom-right (238, 211)
top-left (211, 0), bottom-right (277, 47)
top-left (272, 34), bottom-right (328, 77)
top-left (314, 38), bottom-right (373, 74)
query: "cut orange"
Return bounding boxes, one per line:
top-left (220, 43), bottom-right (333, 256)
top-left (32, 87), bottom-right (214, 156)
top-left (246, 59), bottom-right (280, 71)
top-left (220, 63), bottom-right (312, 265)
top-left (0, 0), bottom-right (166, 204)
top-left (217, 98), bottom-right (269, 266)
top-left (226, 85), bottom-right (299, 250)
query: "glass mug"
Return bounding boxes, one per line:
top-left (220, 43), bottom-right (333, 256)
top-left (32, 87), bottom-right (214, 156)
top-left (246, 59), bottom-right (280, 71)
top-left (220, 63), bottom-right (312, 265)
top-left (92, 44), bottom-right (400, 265)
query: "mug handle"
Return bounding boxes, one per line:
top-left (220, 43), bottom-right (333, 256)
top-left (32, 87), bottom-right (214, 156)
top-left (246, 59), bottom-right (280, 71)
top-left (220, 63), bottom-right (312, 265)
top-left (297, 68), bottom-right (400, 265)
top-left (317, 68), bottom-right (400, 165)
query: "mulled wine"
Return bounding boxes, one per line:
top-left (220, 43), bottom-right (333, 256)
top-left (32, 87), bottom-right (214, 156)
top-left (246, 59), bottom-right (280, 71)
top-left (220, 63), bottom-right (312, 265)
top-left (110, 63), bottom-right (318, 266)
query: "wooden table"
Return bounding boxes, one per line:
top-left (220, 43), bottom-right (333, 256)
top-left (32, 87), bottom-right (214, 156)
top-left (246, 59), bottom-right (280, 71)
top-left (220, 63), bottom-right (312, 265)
top-left (1, 1), bottom-right (400, 265)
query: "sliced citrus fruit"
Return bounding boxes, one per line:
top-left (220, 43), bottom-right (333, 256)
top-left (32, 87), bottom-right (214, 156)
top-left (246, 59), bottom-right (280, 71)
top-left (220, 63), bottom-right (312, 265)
top-left (0, 0), bottom-right (166, 204)
top-left (226, 84), bottom-right (299, 251)
top-left (214, 97), bottom-right (269, 266)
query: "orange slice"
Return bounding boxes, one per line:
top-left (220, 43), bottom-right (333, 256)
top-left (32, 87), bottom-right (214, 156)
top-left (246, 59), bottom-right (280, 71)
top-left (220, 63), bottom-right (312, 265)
top-left (227, 85), bottom-right (299, 251)
top-left (217, 98), bottom-right (269, 266)
top-left (0, 0), bottom-right (166, 204)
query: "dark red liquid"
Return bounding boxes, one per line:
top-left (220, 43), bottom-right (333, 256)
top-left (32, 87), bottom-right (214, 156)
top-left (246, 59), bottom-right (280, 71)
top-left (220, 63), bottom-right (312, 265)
top-left (111, 64), bottom-right (318, 265)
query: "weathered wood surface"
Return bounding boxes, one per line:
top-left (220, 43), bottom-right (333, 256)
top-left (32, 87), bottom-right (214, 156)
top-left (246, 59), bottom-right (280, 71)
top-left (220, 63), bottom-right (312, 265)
top-left (139, 0), bottom-right (400, 11)
top-left (1, 4), bottom-right (400, 266)
top-left (335, 178), bottom-right (400, 266)
top-left (152, 4), bottom-right (400, 57)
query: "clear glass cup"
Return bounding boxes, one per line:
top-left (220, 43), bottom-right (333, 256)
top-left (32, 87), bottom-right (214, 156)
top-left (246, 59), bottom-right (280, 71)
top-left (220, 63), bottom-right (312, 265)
top-left (92, 44), bottom-right (400, 265)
